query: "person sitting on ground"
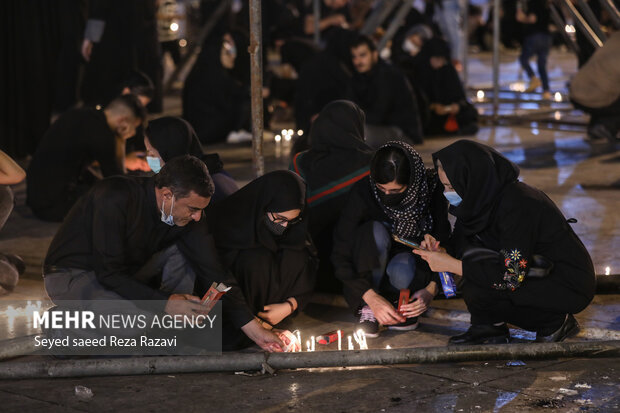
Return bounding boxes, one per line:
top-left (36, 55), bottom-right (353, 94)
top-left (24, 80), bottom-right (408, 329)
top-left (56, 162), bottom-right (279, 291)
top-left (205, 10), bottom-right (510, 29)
top-left (205, 170), bottom-right (317, 350)
top-left (43, 155), bottom-right (287, 352)
top-left (0, 150), bottom-right (27, 295)
top-left (145, 116), bottom-right (239, 202)
top-left (290, 100), bottom-right (373, 292)
top-left (414, 38), bottom-right (478, 136)
top-left (332, 141), bottom-right (451, 337)
top-left (27, 94), bottom-right (147, 222)
top-left (183, 32), bottom-right (252, 144)
top-left (414, 140), bottom-right (595, 344)
top-left (570, 31), bottom-right (620, 142)
top-left (347, 35), bottom-right (424, 147)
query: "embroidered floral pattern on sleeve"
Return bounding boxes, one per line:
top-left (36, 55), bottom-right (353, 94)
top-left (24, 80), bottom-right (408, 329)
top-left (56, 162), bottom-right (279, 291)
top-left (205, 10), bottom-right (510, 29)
top-left (493, 249), bottom-right (528, 291)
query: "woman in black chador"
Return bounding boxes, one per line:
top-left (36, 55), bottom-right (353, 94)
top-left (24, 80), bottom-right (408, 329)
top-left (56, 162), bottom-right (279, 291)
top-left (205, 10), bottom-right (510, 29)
top-left (145, 116), bottom-right (238, 202)
top-left (205, 171), bottom-right (317, 346)
top-left (414, 140), bottom-right (595, 344)
top-left (414, 38), bottom-right (478, 136)
top-left (291, 100), bottom-right (373, 292)
top-left (332, 141), bottom-right (450, 338)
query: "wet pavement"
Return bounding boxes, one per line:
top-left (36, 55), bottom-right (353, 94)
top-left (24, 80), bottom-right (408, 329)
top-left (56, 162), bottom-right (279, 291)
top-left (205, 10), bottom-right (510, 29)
top-left (0, 49), bottom-right (619, 412)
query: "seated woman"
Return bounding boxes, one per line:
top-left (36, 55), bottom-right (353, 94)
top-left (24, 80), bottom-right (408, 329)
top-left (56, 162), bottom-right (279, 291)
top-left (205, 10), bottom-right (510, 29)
top-left (414, 38), bottom-right (478, 136)
top-left (291, 100), bottom-right (373, 292)
top-left (414, 140), bottom-right (595, 344)
top-left (332, 141), bottom-right (450, 337)
top-left (205, 170), bottom-right (317, 349)
top-left (145, 116), bottom-right (238, 202)
top-left (182, 32), bottom-right (251, 144)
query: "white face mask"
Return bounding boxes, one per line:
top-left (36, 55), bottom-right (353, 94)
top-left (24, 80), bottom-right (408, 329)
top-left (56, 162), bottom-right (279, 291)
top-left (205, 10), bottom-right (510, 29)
top-left (403, 38), bottom-right (420, 56)
top-left (160, 196), bottom-right (175, 226)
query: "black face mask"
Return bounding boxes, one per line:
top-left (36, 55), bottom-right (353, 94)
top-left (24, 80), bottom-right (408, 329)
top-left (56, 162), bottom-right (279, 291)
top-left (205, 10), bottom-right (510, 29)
top-left (378, 190), bottom-right (406, 207)
top-left (263, 215), bottom-right (287, 236)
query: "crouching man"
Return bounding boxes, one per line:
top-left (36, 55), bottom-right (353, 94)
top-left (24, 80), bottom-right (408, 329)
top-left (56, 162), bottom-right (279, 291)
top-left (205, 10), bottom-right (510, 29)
top-left (43, 155), bottom-right (285, 352)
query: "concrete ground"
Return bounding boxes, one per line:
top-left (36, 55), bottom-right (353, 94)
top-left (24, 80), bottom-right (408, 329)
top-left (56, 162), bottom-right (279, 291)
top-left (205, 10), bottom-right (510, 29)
top-left (0, 49), bottom-right (619, 412)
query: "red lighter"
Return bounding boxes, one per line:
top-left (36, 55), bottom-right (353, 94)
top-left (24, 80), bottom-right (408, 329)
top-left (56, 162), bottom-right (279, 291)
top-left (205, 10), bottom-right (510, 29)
top-left (316, 330), bottom-right (339, 345)
top-left (398, 289), bottom-right (410, 315)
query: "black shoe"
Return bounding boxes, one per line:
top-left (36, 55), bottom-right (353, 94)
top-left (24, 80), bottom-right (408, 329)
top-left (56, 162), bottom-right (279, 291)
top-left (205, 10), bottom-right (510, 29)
top-left (358, 305), bottom-right (379, 338)
top-left (535, 314), bottom-right (579, 343)
top-left (449, 324), bottom-right (510, 345)
top-left (388, 317), bottom-right (419, 331)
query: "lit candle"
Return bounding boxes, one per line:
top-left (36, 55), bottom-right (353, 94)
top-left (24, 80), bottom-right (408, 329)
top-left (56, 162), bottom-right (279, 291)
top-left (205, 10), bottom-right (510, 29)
top-left (311, 336), bottom-right (315, 352)
top-left (348, 335), bottom-right (353, 350)
top-left (306, 340), bottom-right (310, 352)
top-left (386, 345), bottom-right (391, 349)
top-left (337, 330), bottom-right (342, 351)
top-left (296, 330), bottom-right (302, 348)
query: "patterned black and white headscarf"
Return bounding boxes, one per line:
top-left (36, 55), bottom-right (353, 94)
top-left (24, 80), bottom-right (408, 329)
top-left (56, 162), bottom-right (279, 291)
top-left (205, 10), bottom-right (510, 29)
top-left (370, 141), bottom-right (437, 240)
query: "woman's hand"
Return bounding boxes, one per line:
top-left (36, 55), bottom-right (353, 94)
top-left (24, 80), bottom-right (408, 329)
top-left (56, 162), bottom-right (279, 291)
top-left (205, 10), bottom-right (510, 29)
top-left (399, 282), bottom-right (438, 318)
top-left (257, 302), bottom-right (293, 326)
top-left (413, 249), bottom-right (463, 275)
top-left (241, 320), bottom-right (285, 352)
top-left (362, 289), bottom-right (405, 325)
top-left (420, 234), bottom-right (441, 251)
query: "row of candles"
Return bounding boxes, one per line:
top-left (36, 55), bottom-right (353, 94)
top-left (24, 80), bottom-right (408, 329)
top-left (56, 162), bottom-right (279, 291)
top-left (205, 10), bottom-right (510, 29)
top-left (291, 329), bottom-right (371, 352)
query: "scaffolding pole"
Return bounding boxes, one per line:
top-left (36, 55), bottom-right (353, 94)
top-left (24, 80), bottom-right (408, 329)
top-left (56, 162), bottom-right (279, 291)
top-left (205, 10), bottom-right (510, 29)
top-left (576, 0), bottom-right (607, 42)
top-left (492, 0), bottom-right (500, 123)
top-left (461, 0), bottom-right (469, 87)
top-left (562, 0), bottom-right (604, 48)
top-left (249, 0), bottom-right (265, 177)
top-left (377, 0), bottom-right (414, 51)
top-left (597, 0), bottom-right (620, 28)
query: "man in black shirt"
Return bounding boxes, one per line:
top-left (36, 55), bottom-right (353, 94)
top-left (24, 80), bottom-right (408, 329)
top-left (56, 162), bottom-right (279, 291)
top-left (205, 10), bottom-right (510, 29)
top-left (27, 94), bottom-right (146, 222)
top-left (44, 155), bottom-right (286, 352)
top-left (347, 36), bottom-right (423, 147)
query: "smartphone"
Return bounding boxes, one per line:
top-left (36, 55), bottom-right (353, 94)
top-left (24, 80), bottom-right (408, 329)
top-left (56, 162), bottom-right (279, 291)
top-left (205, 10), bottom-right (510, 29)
top-left (392, 234), bottom-right (423, 250)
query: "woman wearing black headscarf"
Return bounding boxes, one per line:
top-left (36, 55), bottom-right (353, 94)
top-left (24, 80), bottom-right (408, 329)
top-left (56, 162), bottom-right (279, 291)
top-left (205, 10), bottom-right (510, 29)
top-left (414, 38), bottom-right (478, 136)
top-left (415, 140), bottom-right (595, 344)
top-left (291, 100), bottom-right (373, 292)
top-left (145, 117), bottom-right (238, 202)
top-left (182, 32), bottom-right (251, 144)
top-left (205, 171), bottom-right (317, 348)
top-left (332, 141), bottom-right (450, 337)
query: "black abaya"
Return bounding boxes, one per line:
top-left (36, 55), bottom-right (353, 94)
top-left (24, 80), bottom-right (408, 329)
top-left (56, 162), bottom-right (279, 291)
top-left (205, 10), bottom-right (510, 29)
top-left (433, 140), bottom-right (595, 332)
top-left (182, 34), bottom-right (250, 144)
top-left (146, 117), bottom-right (238, 202)
top-left (205, 171), bottom-right (317, 315)
top-left (291, 100), bottom-right (373, 291)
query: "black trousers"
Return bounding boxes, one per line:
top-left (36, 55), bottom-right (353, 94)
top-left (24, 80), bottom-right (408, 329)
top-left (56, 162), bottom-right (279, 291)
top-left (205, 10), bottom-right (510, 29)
top-left (461, 275), bottom-right (591, 334)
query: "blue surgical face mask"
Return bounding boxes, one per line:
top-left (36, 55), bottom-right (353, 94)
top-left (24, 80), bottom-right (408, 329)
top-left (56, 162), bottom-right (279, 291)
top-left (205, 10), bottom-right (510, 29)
top-left (444, 191), bottom-right (462, 206)
top-left (147, 156), bottom-right (162, 173)
top-left (160, 196), bottom-right (175, 226)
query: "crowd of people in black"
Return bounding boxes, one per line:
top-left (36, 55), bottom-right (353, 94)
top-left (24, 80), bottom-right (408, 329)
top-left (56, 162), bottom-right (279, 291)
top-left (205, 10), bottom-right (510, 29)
top-left (0, 0), bottom-right (609, 352)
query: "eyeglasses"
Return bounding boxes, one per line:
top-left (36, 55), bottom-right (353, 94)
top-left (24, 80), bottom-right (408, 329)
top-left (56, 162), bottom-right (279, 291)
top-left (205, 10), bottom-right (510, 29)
top-left (268, 211), bottom-right (302, 226)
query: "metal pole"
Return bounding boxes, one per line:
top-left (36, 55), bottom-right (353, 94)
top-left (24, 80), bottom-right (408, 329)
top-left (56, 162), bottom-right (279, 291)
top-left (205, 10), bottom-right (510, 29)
top-left (597, 0), bottom-right (620, 28)
top-left (461, 0), bottom-right (469, 87)
top-left (563, 0), bottom-right (604, 48)
top-left (576, 0), bottom-right (607, 42)
top-left (549, 3), bottom-right (581, 55)
top-left (1, 341), bottom-right (619, 379)
top-left (313, 0), bottom-right (321, 45)
top-left (249, 0), bottom-right (265, 177)
top-left (492, 0), bottom-right (500, 123)
top-left (377, 0), bottom-right (414, 51)
top-left (360, 0), bottom-right (401, 36)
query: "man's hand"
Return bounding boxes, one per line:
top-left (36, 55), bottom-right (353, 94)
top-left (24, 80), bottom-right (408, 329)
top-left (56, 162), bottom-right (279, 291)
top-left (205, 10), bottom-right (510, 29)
top-left (81, 39), bottom-right (93, 62)
top-left (362, 289), bottom-right (405, 325)
top-left (241, 319), bottom-right (285, 352)
top-left (413, 250), bottom-right (462, 275)
top-left (257, 302), bottom-right (292, 326)
top-left (400, 282), bottom-right (438, 318)
top-left (164, 294), bottom-right (210, 317)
